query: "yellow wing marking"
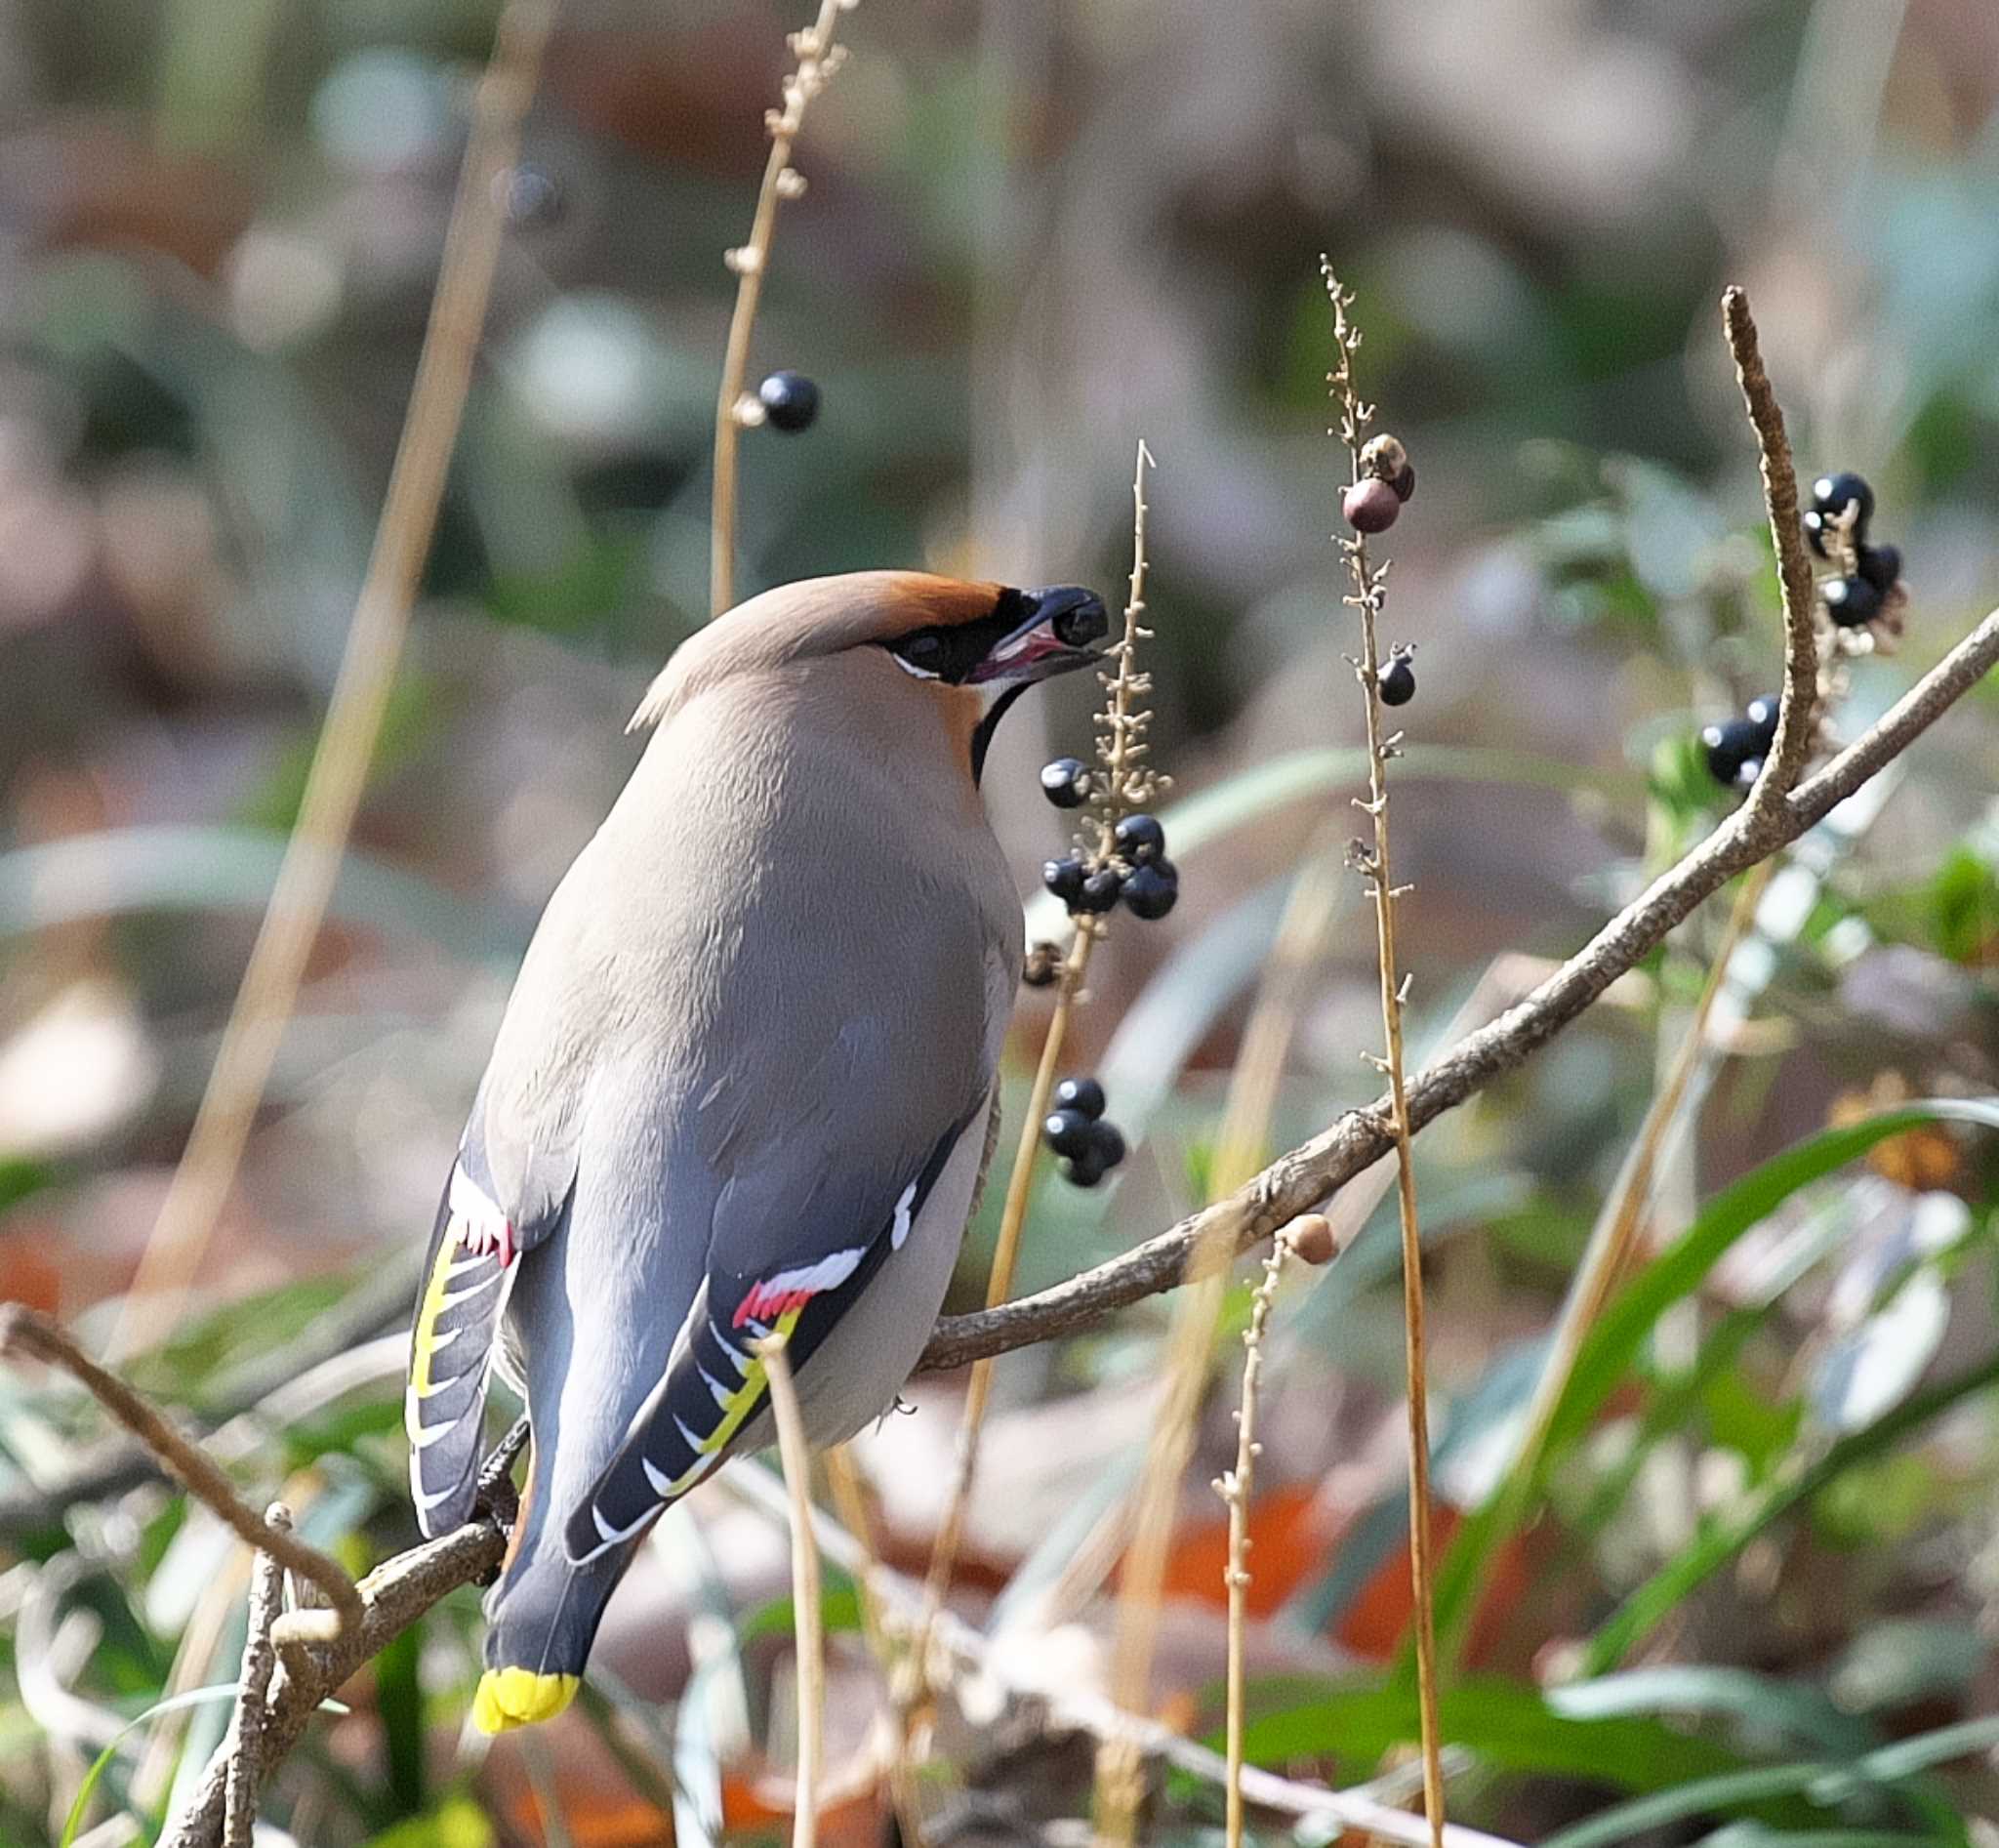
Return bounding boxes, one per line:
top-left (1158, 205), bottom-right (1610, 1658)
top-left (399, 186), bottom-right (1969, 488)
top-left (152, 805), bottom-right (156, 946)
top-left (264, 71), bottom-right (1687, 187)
top-left (699, 1305), bottom-right (801, 1456)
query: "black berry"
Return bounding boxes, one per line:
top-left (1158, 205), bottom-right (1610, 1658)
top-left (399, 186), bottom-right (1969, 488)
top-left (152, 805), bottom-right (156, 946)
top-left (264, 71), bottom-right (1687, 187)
top-left (757, 371), bottom-right (820, 433)
top-left (1735, 757), bottom-right (1764, 790)
top-left (1075, 867), bottom-right (1123, 914)
top-left (1744, 694), bottom-right (1779, 738)
top-left (1053, 1076), bottom-right (1106, 1120)
top-left (1823, 574), bottom-right (1883, 628)
top-left (1040, 758), bottom-right (1091, 809)
top-left (1042, 857), bottom-right (1086, 906)
top-left (1703, 718), bottom-right (1767, 789)
top-left (1378, 651), bottom-right (1416, 707)
top-left (1802, 509), bottom-right (1830, 558)
top-left (1085, 1120), bottom-right (1126, 1170)
top-left (1121, 860), bottom-right (1178, 921)
top-left (1114, 813), bottom-right (1166, 863)
top-left (1856, 543), bottom-right (1901, 595)
top-left (1389, 462), bottom-right (1416, 503)
top-left (1042, 1108), bottom-right (1094, 1159)
top-left (1063, 1150), bottom-right (1109, 1188)
top-left (1811, 471), bottom-right (1875, 531)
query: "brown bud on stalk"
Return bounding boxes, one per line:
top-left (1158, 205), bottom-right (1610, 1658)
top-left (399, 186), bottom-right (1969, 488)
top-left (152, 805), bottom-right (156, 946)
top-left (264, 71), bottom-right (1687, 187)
top-left (1361, 431), bottom-right (1416, 504)
top-left (1285, 1213), bottom-right (1338, 1265)
top-left (1022, 941), bottom-right (1065, 988)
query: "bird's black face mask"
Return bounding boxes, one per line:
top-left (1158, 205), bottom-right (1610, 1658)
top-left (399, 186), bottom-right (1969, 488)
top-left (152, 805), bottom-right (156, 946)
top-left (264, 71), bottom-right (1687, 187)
top-left (883, 585), bottom-right (1109, 782)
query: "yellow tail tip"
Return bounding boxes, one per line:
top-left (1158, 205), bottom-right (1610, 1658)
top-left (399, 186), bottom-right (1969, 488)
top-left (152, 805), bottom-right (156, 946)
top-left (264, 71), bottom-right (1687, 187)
top-left (471, 1667), bottom-right (579, 1734)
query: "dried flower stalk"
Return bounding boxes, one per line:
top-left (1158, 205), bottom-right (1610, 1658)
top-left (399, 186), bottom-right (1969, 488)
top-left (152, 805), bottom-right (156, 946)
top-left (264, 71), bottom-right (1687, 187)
top-left (1322, 259), bottom-right (1446, 1848)
top-left (710, 0), bottom-right (856, 615)
top-left (756, 1332), bottom-right (824, 1848)
top-left (918, 440), bottom-right (1161, 1628)
top-left (1217, 1230), bottom-right (1294, 1847)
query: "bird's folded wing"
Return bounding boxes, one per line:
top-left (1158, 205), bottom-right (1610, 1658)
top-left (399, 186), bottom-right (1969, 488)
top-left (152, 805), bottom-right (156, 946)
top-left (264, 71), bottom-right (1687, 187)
top-left (406, 1150), bottom-right (568, 1538)
top-left (563, 1115), bottom-right (972, 1564)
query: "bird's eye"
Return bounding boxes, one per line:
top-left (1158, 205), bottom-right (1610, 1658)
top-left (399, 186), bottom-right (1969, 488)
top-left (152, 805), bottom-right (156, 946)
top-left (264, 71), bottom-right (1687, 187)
top-left (1052, 598), bottom-right (1108, 649)
top-left (901, 633), bottom-right (946, 672)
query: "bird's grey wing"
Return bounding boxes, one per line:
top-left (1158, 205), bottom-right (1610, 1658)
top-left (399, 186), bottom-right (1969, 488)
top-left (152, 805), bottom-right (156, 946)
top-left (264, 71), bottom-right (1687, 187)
top-left (405, 879), bottom-right (597, 1539)
top-left (561, 1096), bottom-right (982, 1563)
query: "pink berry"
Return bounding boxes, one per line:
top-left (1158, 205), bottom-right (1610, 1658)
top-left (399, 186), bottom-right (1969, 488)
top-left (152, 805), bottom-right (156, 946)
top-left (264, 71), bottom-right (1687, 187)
top-left (1343, 476), bottom-right (1401, 534)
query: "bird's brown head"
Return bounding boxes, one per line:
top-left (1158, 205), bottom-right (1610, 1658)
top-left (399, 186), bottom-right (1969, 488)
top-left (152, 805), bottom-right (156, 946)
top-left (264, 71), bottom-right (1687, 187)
top-left (633, 571), bottom-right (1110, 781)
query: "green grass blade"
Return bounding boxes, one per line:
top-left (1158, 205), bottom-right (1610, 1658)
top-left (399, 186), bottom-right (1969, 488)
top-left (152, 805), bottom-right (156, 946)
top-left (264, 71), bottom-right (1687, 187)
top-left (59, 1683), bottom-right (242, 1847)
top-left (1581, 1352), bottom-right (1999, 1674)
top-left (1430, 1100), bottom-right (1999, 1663)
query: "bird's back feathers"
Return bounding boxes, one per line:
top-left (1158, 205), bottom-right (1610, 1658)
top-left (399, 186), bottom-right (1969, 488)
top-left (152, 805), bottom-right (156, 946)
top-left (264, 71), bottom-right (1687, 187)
top-left (435, 615), bottom-right (1025, 1728)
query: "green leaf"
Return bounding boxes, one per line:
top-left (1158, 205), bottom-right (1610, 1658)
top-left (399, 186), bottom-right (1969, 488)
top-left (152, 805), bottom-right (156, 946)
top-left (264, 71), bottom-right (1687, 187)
top-left (375, 1621), bottom-right (427, 1820)
top-left (1581, 1351), bottom-right (1999, 1673)
top-left (60, 1684), bottom-right (242, 1848)
top-left (1548, 1666), bottom-right (1878, 1759)
top-left (1542, 1713), bottom-right (1999, 1848)
top-left (1555, 1103), bottom-right (1999, 1458)
top-left (736, 1575), bottom-right (861, 1642)
top-left (1231, 1673), bottom-right (1747, 1794)
top-left (1540, 1766), bottom-right (1856, 1848)
top-left (1431, 1101), bottom-right (1999, 1667)
top-left (363, 1793), bottom-right (495, 1848)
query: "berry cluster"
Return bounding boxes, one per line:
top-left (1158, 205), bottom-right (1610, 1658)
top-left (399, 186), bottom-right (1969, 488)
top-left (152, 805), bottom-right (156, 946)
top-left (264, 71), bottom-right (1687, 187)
top-left (1041, 1075), bottom-right (1127, 1187)
top-left (755, 370), bottom-right (819, 432)
top-left (1804, 471), bottom-right (1901, 634)
top-left (1702, 692), bottom-right (1779, 790)
top-left (1040, 761), bottom-right (1179, 922)
top-left (1342, 431), bottom-right (1418, 535)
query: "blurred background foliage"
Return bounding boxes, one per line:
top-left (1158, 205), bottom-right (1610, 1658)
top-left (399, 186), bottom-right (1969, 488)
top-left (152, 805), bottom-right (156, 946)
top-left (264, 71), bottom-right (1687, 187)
top-left (1, 0), bottom-right (1998, 1842)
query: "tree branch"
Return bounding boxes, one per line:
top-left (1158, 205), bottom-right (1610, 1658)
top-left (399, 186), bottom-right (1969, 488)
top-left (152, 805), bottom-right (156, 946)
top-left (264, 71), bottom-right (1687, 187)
top-left (1721, 286), bottom-right (1820, 814)
top-left (0, 1309), bottom-right (363, 1643)
top-left (159, 1514), bottom-right (510, 1848)
top-left (917, 600), bottom-right (1999, 1374)
top-left (223, 1504), bottom-right (291, 1848)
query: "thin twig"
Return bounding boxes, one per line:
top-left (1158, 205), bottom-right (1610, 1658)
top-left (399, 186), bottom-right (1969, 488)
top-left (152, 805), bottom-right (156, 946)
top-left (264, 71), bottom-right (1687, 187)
top-left (917, 599), bottom-right (1999, 1375)
top-left (0, 1309), bottom-right (361, 1642)
top-left (1323, 259), bottom-right (1445, 1848)
top-left (1218, 1228), bottom-right (1292, 1848)
top-left (107, 0), bottom-right (561, 1363)
top-left (710, 0), bottom-right (855, 615)
top-left (0, 1248), bottom-right (425, 1536)
top-left (918, 439), bottom-right (1158, 1628)
top-left (1093, 835), bottom-right (1322, 1841)
top-left (161, 1506), bottom-right (511, 1848)
top-left (1721, 286), bottom-right (1820, 816)
top-left (756, 1334), bottom-right (823, 1848)
top-left (222, 1504), bottom-right (290, 1848)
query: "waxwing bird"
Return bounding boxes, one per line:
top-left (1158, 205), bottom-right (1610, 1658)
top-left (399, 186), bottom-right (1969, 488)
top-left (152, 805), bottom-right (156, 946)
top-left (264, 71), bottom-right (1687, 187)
top-left (404, 571), bottom-right (1109, 1733)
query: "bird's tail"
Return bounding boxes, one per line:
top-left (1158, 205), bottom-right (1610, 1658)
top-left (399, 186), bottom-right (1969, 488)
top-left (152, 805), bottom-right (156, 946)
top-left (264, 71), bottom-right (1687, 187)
top-left (472, 1458), bottom-right (636, 1734)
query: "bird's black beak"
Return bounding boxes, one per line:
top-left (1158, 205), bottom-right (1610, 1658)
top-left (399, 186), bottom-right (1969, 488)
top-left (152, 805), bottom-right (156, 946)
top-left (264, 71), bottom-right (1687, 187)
top-left (967, 585), bottom-right (1110, 686)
